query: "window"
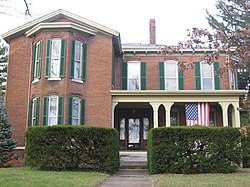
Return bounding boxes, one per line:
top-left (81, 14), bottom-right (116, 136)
top-left (45, 39), bottom-right (66, 78)
top-left (68, 97), bottom-right (85, 125)
top-left (165, 61), bottom-right (178, 90)
top-left (48, 97), bottom-right (58, 126)
top-left (195, 61), bottom-right (220, 90)
top-left (70, 40), bottom-right (87, 81)
top-left (31, 41), bottom-right (42, 81)
top-left (121, 61), bottom-right (146, 90)
top-left (201, 62), bottom-right (214, 90)
top-left (28, 97), bottom-right (40, 126)
top-left (128, 62), bottom-right (140, 90)
top-left (43, 96), bottom-right (63, 126)
top-left (159, 61), bottom-right (183, 90)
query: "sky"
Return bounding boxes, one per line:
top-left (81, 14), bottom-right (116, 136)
top-left (0, 0), bottom-right (218, 45)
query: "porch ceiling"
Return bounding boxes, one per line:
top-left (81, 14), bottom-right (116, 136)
top-left (110, 90), bottom-right (247, 103)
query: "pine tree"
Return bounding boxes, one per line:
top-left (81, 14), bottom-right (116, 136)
top-left (0, 39), bottom-right (8, 94)
top-left (0, 94), bottom-right (17, 167)
top-left (206, 0), bottom-right (250, 34)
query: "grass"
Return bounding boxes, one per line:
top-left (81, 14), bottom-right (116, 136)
top-left (151, 168), bottom-right (250, 187)
top-left (0, 167), bottom-right (109, 187)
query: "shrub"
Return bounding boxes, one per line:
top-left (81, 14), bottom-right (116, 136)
top-left (241, 126), bottom-right (250, 168)
top-left (25, 125), bottom-right (119, 173)
top-left (148, 126), bottom-right (242, 174)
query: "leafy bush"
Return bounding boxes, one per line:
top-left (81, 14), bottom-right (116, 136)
top-left (25, 126), bottom-right (119, 173)
top-left (148, 126), bottom-right (242, 174)
top-left (241, 126), bottom-right (250, 168)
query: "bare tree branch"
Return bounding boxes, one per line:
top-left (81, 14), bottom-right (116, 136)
top-left (23, 0), bottom-right (31, 16)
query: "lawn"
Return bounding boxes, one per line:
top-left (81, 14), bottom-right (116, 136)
top-left (0, 167), bottom-right (109, 187)
top-left (151, 168), bottom-right (250, 187)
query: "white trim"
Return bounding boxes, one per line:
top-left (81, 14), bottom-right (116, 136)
top-left (25, 22), bottom-right (97, 37)
top-left (164, 60), bottom-right (178, 90)
top-left (14, 147), bottom-right (25, 150)
top-left (32, 78), bottom-right (39, 84)
top-left (2, 9), bottom-right (119, 39)
top-left (200, 61), bottom-right (214, 90)
top-left (71, 79), bottom-right (83, 84)
top-left (47, 77), bottom-right (62, 81)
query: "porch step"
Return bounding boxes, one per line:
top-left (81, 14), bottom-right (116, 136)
top-left (120, 151), bottom-right (147, 169)
top-left (118, 169), bottom-right (148, 176)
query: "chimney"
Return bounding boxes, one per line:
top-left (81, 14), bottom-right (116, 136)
top-left (149, 19), bottom-right (156, 44)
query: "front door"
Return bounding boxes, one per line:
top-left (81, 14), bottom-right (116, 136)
top-left (119, 116), bottom-right (150, 150)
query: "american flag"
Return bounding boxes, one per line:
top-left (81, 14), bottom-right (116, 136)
top-left (185, 103), bottom-right (210, 126)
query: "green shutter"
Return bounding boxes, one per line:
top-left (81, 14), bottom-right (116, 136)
top-left (213, 62), bottom-right (220, 90)
top-left (121, 62), bottom-right (127, 90)
top-left (28, 99), bottom-right (32, 126)
top-left (68, 97), bottom-right (73, 125)
top-left (37, 42), bottom-right (42, 79)
top-left (82, 43), bottom-right (87, 81)
top-left (58, 96), bottom-right (64, 124)
top-left (70, 40), bottom-right (75, 79)
top-left (195, 62), bottom-right (201, 90)
top-left (140, 62), bottom-right (146, 90)
top-left (80, 99), bottom-right (85, 125)
top-left (43, 96), bottom-right (48, 126)
top-left (60, 39), bottom-right (66, 77)
top-left (45, 40), bottom-right (51, 77)
top-left (158, 62), bottom-right (165, 90)
top-left (178, 70), bottom-right (184, 90)
top-left (31, 43), bottom-right (36, 81)
top-left (35, 97), bottom-right (40, 126)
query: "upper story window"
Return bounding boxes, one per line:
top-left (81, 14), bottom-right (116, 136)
top-left (31, 41), bottom-right (42, 82)
top-left (121, 61), bottom-right (146, 90)
top-left (195, 61), bottom-right (220, 90)
top-left (68, 97), bottom-right (85, 125)
top-left (43, 96), bottom-right (63, 126)
top-left (28, 97), bottom-right (40, 126)
top-left (158, 61), bottom-right (184, 90)
top-left (70, 40), bottom-right (87, 82)
top-left (45, 39), bottom-right (66, 79)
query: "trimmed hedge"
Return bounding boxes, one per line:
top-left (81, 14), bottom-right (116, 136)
top-left (242, 135), bottom-right (250, 168)
top-left (148, 126), bottom-right (242, 174)
top-left (25, 126), bottom-right (119, 173)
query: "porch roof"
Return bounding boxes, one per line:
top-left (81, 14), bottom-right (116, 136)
top-left (110, 90), bottom-right (247, 103)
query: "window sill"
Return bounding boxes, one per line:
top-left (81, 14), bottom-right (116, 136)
top-left (47, 77), bottom-right (62, 81)
top-left (32, 79), bottom-right (39, 84)
top-left (72, 79), bottom-right (84, 84)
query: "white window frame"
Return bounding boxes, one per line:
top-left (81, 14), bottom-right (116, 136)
top-left (200, 61), bottom-right (214, 90)
top-left (48, 96), bottom-right (58, 126)
top-left (164, 60), bottom-right (178, 90)
top-left (127, 61), bottom-right (141, 90)
top-left (50, 39), bottom-right (61, 78)
top-left (31, 97), bottom-right (37, 127)
top-left (33, 41), bottom-right (41, 80)
top-left (73, 41), bottom-right (83, 80)
top-left (72, 97), bottom-right (81, 125)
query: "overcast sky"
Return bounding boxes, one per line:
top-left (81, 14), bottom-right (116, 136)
top-left (0, 0), bottom-right (218, 45)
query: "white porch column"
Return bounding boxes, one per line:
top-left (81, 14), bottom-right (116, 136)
top-left (219, 102), bottom-right (229, 127)
top-left (112, 102), bottom-right (118, 128)
top-left (150, 102), bottom-right (161, 128)
top-left (232, 102), bottom-right (241, 128)
top-left (163, 102), bottom-right (174, 127)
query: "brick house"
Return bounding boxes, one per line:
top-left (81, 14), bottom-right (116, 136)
top-left (1, 9), bottom-right (246, 152)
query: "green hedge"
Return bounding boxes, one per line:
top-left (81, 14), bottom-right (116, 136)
top-left (25, 126), bottom-right (119, 173)
top-left (242, 135), bottom-right (250, 168)
top-left (148, 126), bottom-right (242, 174)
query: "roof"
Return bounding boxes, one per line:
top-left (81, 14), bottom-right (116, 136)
top-left (1, 9), bottom-right (121, 54)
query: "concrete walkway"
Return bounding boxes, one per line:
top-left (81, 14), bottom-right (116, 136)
top-left (98, 151), bottom-right (154, 187)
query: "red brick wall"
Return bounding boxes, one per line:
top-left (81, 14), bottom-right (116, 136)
top-left (6, 27), bottom-right (114, 147)
top-left (116, 54), bottom-right (229, 90)
top-left (5, 36), bottom-right (33, 146)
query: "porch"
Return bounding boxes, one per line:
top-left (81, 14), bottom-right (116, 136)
top-left (111, 90), bottom-right (247, 150)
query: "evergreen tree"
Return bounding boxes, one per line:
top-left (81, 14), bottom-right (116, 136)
top-left (206, 0), bottom-right (250, 34)
top-left (0, 39), bottom-right (8, 94)
top-left (0, 94), bottom-right (17, 167)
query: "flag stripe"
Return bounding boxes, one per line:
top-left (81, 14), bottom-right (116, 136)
top-left (185, 102), bottom-right (210, 126)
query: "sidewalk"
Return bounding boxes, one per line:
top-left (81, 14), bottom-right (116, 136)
top-left (98, 151), bottom-right (154, 187)
top-left (98, 169), bottom-right (153, 187)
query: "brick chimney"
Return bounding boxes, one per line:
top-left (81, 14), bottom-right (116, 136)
top-left (149, 19), bottom-right (156, 44)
